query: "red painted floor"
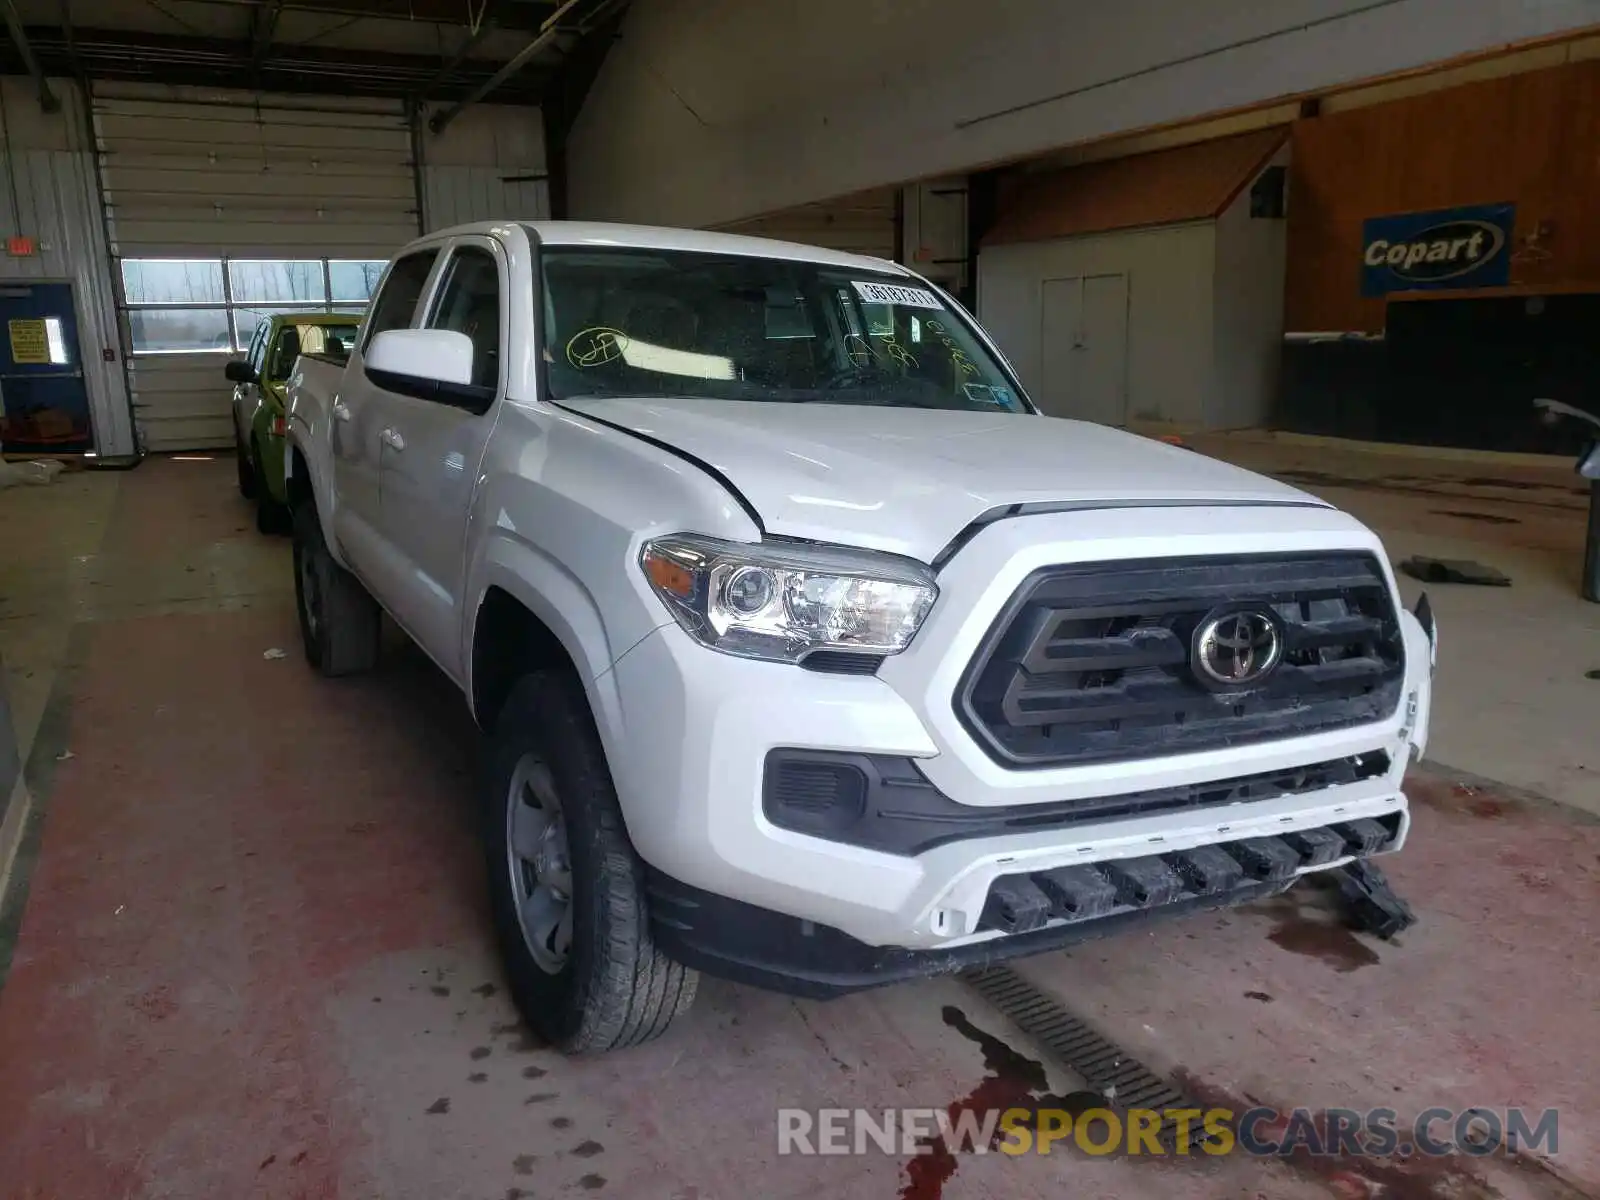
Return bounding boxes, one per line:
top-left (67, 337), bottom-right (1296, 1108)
top-left (0, 458), bottom-right (1596, 1200)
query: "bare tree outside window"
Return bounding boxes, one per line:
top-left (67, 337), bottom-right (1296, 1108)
top-left (121, 260), bottom-right (225, 305)
top-left (122, 256), bottom-right (380, 353)
top-left (330, 260), bottom-right (389, 303)
top-left (229, 260), bottom-right (328, 304)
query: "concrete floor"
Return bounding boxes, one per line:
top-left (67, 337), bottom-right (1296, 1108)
top-left (0, 449), bottom-right (1596, 1200)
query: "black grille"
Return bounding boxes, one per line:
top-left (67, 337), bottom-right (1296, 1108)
top-left (762, 748), bottom-right (1391, 856)
top-left (764, 754), bottom-right (868, 836)
top-left (801, 650), bottom-right (885, 675)
top-left (976, 811), bottom-right (1405, 935)
top-left (957, 553), bottom-right (1406, 769)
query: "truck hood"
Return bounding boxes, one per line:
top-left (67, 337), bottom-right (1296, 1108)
top-left (561, 397), bottom-right (1327, 562)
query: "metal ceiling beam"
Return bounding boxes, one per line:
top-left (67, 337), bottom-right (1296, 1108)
top-left (1, 23), bottom-right (555, 104)
top-left (248, 0), bottom-right (284, 71)
top-left (142, 0), bottom-right (209, 37)
top-left (1, 0), bottom-right (61, 113)
top-left (419, 5), bottom-right (502, 104)
top-left (166, 0), bottom-right (559, 33)
top-left (58, 0), bottom-right (85, 80)
top-left (427, 0), bottom-right (581, 133)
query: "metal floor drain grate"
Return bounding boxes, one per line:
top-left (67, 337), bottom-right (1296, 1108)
top-left (962, 964), bottom-right (1214, 1150)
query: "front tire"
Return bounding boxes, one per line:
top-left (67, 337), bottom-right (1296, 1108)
top-left (292, 502), bottom-right (380, 676)
top-left (485, 672), bottom-right (697, 1053)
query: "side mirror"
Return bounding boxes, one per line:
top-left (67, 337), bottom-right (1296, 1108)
top-left (225, 360), bottom-right (257, 384)
top-left (1579, 440), bottom-right (1600, 482)
top-left (365, 328), bottom-right (474, 388)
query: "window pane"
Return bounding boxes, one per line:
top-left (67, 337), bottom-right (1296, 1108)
top-left (246, 320), bottom-right (270, 372)
top-left (539, 247), bottom-right (1027, 411)
top-left (231, 305), bottom-right (326, 350)
top-left (426, 247), bottom-right (500, 389)
top-left (329, 260), bottom-right (388, 303)
top-left (229, 260), bottom-right (327, 303)
top-left (266, 319), bottom-right (362, 379)
top-left (365, 251), bottom-right (437, 343)
top-left (121, 259), bottom-right (224, 304)
top-left (128, 308), bottom-right (232, 353)
top-left (294, 321), bottom-right (360, 361)
top-left (43, 318), bottom-right (72, 365)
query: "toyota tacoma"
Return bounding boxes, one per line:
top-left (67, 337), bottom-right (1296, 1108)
top-left (282, 221), bottom-right (1436, 1054)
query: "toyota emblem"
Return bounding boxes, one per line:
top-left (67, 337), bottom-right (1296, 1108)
top-left (1192, 608), bottom-right (1284, 689)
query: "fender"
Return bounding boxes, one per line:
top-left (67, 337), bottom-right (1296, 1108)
top-left (464, 528), bottom-right (659, 746)
top-left (284, 391), bottom-right (350, 572)
top-left (1398, 607), bottom-right (1434, 761)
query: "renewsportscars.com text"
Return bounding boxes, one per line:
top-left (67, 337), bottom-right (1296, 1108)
top-left (777, 1105), bottom-right (1559, 1158)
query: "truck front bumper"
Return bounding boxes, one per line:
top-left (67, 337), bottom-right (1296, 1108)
top-left (597, 504), bottom-right (1435, 985)
top-left (644, 863), bottom-right (1295, 999)
top-left (603, 625), bottom-right (1424, 961)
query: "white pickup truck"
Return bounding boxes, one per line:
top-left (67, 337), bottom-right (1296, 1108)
top-left (284, 220), bottom-right (1436, 1054)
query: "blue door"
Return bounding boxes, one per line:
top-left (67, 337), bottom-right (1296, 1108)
top-left (0, 282), bottom-right (93, 453)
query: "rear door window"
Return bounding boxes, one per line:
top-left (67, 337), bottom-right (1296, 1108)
top-left (363, 251), bottom-right (439, 349)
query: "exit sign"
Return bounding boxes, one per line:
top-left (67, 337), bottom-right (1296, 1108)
top-left (7, 236), bottom-right (36, 257)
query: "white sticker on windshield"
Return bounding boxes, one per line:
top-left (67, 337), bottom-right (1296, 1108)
top-left (852, 281), bottom-right (944, 310)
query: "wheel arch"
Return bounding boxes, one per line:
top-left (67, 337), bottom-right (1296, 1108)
top-left (467, 545), bottom-right (627, 745)
top-left (284, 442), bottom-right (315, 511)
top-left (283, 435), bottom-right (351, 571)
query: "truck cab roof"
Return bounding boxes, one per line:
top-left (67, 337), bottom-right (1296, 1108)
top-left (414, 218), bottom-right (914, 276)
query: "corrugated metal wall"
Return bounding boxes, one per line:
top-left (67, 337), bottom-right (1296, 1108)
top-left (418, 103), bottom-right (549, 230)
top-left (94, 84), bottom-right (419, 450)
top-left (0, 78), bottom-right (134, 458)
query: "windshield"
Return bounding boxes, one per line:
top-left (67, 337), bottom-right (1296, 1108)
top-left (538, 246), bottom-right (1030, 412)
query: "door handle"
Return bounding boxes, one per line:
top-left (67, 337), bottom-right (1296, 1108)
top-left (331, 398), bottom-right (351, 422)
top-left (381, 428), bottom-right (405, 452)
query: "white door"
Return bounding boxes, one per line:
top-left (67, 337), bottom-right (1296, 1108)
top-left (374, 240), bottom-right (504, 680)
top-left (1039, 273), bottom-right (1129, 426)
top-left (330, 248), bottom-right (442, 584)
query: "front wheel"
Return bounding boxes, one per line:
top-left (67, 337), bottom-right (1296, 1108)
top-left (292, 502), bottom-right (380, 676)
top-left (484, 672), bottom-right (697, 1053)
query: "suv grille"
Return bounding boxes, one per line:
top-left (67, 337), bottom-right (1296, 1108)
top-left (956, 553), bottom-right (1405, 769)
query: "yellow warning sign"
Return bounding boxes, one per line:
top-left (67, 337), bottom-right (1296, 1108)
top-left (8, 318), bottom-right (49, 365)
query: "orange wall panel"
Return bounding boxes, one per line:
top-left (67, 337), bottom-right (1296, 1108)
top-left (1285, 60), bottom-right (1600, 332)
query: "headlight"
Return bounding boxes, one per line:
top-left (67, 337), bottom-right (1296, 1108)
top-left (639, 533), bottom-right (937, 664)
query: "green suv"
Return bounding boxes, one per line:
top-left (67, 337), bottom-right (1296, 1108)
top-left (228, 313), bottom-right (363, 533)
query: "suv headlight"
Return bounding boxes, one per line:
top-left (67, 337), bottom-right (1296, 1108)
top-left (639, 534), bottom-right (937, 664)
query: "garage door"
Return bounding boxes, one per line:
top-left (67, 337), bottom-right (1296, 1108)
top-left (714, 186), bottom-right (899, 260)
top-left (94, 85), bottom-right (419, 450)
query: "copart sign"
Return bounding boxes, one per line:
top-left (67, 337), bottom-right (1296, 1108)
top-left (1360, 203), bottom-right (1514, 297)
